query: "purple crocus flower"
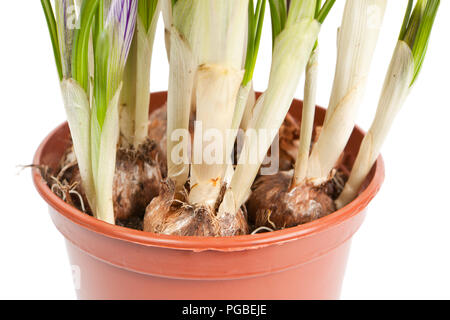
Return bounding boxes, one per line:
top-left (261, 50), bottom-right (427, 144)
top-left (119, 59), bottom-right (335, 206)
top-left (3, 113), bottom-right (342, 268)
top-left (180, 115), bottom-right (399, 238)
top-left (105, 0), bottom-right (138, 82)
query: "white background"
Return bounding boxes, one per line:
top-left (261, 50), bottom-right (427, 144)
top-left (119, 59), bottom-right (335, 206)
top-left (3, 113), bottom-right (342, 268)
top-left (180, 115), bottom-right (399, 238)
top-left (0, 1), bottom-right (449, 300)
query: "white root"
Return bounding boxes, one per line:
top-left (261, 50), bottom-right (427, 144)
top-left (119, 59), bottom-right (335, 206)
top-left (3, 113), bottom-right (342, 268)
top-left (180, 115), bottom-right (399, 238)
top-left (251, 226), bottom-right (275, 235)
top-left (69, 190), bottom-right (87, 212)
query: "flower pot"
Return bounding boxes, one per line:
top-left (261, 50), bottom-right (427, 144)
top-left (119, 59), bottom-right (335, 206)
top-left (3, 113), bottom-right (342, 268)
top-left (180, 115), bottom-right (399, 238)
top-left (32, 91), bottom-right (384, 300)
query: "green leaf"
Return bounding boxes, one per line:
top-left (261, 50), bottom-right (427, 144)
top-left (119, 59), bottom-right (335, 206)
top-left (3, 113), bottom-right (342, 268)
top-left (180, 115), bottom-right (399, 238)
top-left (139, 0), bottom-right (159, 32)
top-left (72, 0), bottom-right (100, 92)
top-left (243, 0), bottom-right (267, 86)
top-left (230, 19), bottom-right (321, 208)
top-left (399, 0), bottom-right (414, 41)
top-left (93, 30), bottom-right (110, 129)
top-left (398, 0), bottom-right (440, 86)
top-left (41, 0), bottom-right (63, 80)
top-left (278, 0), bottom-right (287, 29)
top-left (316, 0), bottom-right (336, 24)
top-left (94, 85), bottom-right (122, 224)
top-left (269, 0), bottom-right (288, 45)
top-left (269, 0), bottom-right (282, 45)
top-left (411, 0), bottom-right (440, 85)
top-left (403, 0), bottom-right (427, 47)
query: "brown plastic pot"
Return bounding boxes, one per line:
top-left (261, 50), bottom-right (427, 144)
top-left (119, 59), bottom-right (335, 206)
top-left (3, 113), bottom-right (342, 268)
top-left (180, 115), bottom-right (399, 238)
top-left (33, 91), bottom-right (384, 300)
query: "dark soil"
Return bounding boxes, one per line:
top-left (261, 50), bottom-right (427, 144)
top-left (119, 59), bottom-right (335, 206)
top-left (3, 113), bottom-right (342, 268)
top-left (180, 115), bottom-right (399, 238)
top-left (116, 216), bottom-right (144, 231)
top-left (44, 139), bottom-right (166, 228)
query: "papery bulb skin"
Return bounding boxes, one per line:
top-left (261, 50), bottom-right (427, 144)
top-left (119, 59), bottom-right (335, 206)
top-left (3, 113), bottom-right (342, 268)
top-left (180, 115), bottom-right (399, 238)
top-left (247, 170), bottom-right (341, 230)
top-left (144, 180), bottom-right (249, 237)
top-left (113, 139), bottom-right (166, 221)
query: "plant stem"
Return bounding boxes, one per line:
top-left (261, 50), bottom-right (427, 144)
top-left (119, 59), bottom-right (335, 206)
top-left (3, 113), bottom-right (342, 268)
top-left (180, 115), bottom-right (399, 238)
top-left (166, 28), bottom-right (196, 190)
top-left (230, 84), bottom-right (252, 144)
top-left (189, 64), bottom-right (244, 206)
top-left (293, 47), bottom-right (318, 185)
top-left (306, 0), bottom-right (387, 186)
top-left (316, 0), bottom-right (336, 24)
top-left (91, 0), bottom-right (137, 223)
top-left (120, 2), bottom-right (161, 148)
top-left (229, 0), bottom-right (266, 148)
top-left (336, 41), bottom-right (414, 208)
top-left (169, 0), bottom-right (249, 206)
top-left (60, 79), bottom-right (96, 213)
top-left (229, 13), bottom-right (320, 210)
top-left (337, 0), bottom-right (440, 207)
top-left (161, 0), bottom-right (173, 60)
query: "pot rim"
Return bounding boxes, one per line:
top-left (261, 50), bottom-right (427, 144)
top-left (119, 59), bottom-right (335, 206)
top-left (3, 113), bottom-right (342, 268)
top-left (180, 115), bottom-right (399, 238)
top-left (32, 94), bottom-right (385, 253)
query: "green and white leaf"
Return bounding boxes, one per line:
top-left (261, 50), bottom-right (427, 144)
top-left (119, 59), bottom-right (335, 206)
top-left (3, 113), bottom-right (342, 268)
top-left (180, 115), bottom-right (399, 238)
top-left (307, 0), bottom-right (387, 185)
top-left (174, 0), bottom-right (248, 68)
top-left (239, 85), bottom-right (256, 130)
top-left (189, 64), bottom-right (244, 206)
top-left (60, 79), bottom-right (96, 211)
top-left (229, 83), bottom-right (252, 148)
top-left (120, 4), bottom-right (161, 148)
top-left (229, 19), bottom-right (321, 209)
top-left (161, 0), bottom-right (173, 59)
top-left (166, 28), bottom-right (196, 190)
top-left (336, 41), bottom-right (414, 208)
top-left (55, 0), bottom-right (76, 78)
top-left (94, 85), bottom-right (122, 224)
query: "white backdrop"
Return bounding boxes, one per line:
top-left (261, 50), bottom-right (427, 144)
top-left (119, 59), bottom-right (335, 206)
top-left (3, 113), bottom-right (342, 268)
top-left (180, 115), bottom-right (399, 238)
top-left (0, 1), bottom-right (449, 299)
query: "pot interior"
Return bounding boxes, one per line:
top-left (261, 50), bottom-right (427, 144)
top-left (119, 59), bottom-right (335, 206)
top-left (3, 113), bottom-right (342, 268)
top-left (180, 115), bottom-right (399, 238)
top-left (32, 91), bottom-right (384, 251)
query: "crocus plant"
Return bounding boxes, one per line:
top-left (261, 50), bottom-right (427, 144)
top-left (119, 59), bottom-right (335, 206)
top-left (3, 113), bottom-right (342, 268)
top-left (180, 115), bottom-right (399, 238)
top-left (41, 0), bottom-right (440, 236)
top-left (337, 0), bottom-right (440, 207)
top-left (229, 0), bottom-right (336, 220)
top-left (120, 0), bottom-right (160, 148)
top-left (42, 0), bottom-right (138, 223)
